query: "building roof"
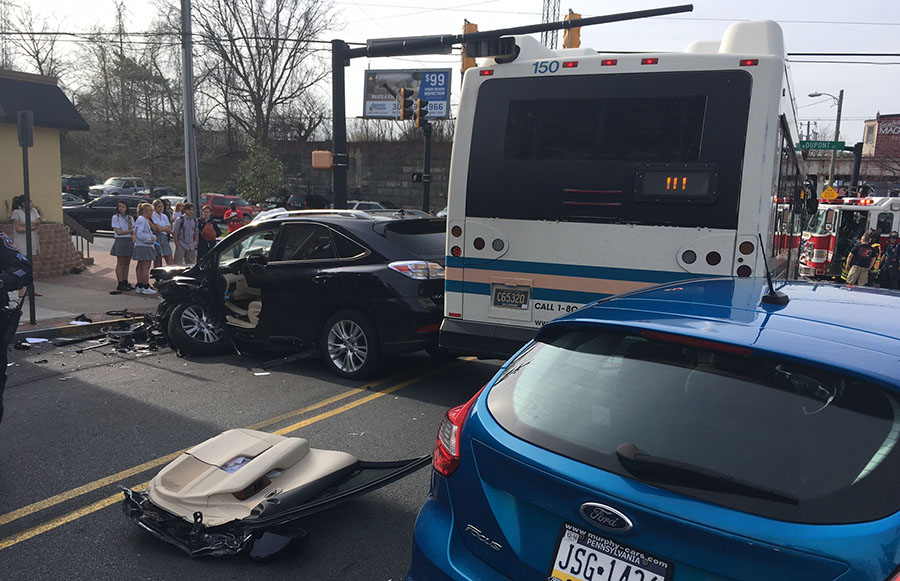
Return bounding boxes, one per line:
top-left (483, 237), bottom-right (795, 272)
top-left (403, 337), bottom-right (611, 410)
top-left (550, 278), bottom-right (900, 388)
top-left (0, 70), bottom-right (89, 131)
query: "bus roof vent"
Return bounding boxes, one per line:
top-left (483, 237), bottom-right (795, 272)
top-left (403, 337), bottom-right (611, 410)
top-left (685, 40), bottom-right (720, 54)
top-left (719, 20), bottom-right (784, 58)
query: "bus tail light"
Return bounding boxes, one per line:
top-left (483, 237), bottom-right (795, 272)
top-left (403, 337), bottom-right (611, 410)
top-left (433, 387), bottom-right (484, 477)
top-left (737, 265), bottom-right (752, 277)
top-left (601, 59), bottom-right (617, 66)
top-left (739, 59), bottom-right (759, 66)
top-left (451, 245), bottom-right (462, 257)
top-left (641, 58), bottom-right (659, 65)
top-left (479, 70), bottom-right (494, 76)
top-left (739, 241), bottom-right (755, 255)
top-left (562, 61), bottom-right (578, 68)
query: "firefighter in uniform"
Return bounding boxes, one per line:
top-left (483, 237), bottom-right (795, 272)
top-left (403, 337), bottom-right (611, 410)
top-left (0, 231), bottom-right (33, 424)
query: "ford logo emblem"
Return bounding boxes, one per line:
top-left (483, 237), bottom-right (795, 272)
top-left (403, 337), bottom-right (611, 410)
top-left (580, 503), bottom-right (633, 533)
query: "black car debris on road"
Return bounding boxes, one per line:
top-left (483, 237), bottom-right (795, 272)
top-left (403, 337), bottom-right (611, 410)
top-left (152, 210), bottom-right (447, 379)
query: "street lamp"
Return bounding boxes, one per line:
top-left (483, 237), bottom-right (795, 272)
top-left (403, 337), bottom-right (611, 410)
top-left (809, 89), bottom-right (844, 189)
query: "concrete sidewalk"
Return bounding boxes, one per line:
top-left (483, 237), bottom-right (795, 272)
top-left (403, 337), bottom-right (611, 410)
top-left (14, 244), bottom-right (161, 338)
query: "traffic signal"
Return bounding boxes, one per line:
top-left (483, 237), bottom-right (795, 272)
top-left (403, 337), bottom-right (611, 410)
top-left (415, 99), bottom-right (430, 127)
top-left (397, 88), bottom-right (415, 120)
top-left (461, 20), bottom-right (478, 74)
top-left (563, 11), bottom-right (582, 49)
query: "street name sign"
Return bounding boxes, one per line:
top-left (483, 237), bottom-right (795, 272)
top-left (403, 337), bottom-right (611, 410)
top-left (798, 140), bottom-right (845, 151)
top-left (363, 69), bottom-right (452, 120)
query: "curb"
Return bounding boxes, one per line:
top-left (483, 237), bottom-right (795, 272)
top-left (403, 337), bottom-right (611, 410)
top-left (14, 315), bottom-right (151, 341)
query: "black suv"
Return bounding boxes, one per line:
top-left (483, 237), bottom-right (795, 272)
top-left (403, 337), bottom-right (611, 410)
top-left (152, 212), bottom-right (446, 379)
top-left (63, 195), bottom-right (145, 232)
top-left (61, 175), bottom-right (99, 200)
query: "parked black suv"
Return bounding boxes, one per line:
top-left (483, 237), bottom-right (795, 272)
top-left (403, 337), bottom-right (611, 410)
top-left (61, 175), bottom-right (99, 200)
top-left (63, 195), bottom-right (144, 232)
top-left (152, 212), bottom-right (446, 379)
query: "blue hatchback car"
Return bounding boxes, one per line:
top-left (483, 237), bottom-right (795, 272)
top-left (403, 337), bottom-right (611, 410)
top-left (408, 278), bottom-right (900, 581)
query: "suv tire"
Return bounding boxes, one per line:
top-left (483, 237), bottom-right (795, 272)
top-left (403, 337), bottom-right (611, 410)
top-left (167, 302), bottom-right (230, 355)
top-left (320, 310), bottom-right (382, 379)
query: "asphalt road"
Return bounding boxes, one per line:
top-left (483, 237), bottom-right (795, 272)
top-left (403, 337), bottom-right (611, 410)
top-left (0, 341), bottom-right (502, 580)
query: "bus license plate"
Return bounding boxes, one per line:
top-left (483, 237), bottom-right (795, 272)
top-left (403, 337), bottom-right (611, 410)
top-left (548, 523), bottom-right (672, 581)
top-left (492, 285), bottom-right (530, 309)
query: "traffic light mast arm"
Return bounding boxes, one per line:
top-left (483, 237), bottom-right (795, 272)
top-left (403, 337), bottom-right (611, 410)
top-left (348, 4), bottom-right (693, 58)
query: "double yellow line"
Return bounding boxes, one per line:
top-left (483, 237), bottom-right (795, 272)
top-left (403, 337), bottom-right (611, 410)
top-left (0, 360), bottom-right (470, 552)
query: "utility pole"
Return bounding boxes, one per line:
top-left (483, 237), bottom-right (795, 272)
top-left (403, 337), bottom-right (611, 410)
top-left (181, 0), bottom-right (200, 208)
top-left (828, 89), bottom-right (844, 188)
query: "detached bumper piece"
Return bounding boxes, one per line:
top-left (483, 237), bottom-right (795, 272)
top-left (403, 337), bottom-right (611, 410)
top-left (121, 428), bottom-right (430, 560)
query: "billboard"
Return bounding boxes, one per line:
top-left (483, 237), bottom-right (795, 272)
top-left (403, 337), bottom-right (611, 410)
top-left (362, 69), bottom-right (452, 120)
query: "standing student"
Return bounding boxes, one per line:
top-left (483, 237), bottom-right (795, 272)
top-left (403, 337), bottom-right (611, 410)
top-left (11, 195), bottom-right (40, 297)
top-left (110, 201), bottom-right (135, 291)
top-left (197, 205), bottom-right (221, 260)
top-left (172, 201), bottom-right (184, 224)
top-left (132, 203), bottom-right (158, 295)
top-left (151, 199), bottom-right (175, 267)
top-left (172, 203), bottom-right (199, 265)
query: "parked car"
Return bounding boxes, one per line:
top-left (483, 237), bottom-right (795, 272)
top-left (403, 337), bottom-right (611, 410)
top-left (62, 192), bottom-right (85, 207)
top-left (347, 200), bottom-right (386, 211)
top-left (152, 212), bottom-right (446, 379)
top-left (88, 177), bottom-right (146, 198)
top-left (135, 186), bottom-right (181, 200)
top-left (61, 175), bottom-right (99, 200)
top-left (408, 278), bottom-right (900, 580)
top-left (261, 191), bottom-right (291, 210)
top-left (199, 193), bottom-right (258, 220)
top-left (436, 205), bottom-right (448, 218)
top-left (63, 195), bottom-right (144, 232)
top-left (287, 193), bottom-right (331, 210)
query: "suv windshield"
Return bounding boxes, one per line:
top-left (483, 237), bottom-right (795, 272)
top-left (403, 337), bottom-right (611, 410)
top-left (487, 327), bottom-right (900, 524)
top-left (104, 178), bottom-right (125, 187)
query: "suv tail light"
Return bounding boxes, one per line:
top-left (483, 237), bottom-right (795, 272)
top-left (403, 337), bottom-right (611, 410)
top-left (388, 261), bottom-right (444, 280)
top-left (433, 386), bottom-right (484, 477)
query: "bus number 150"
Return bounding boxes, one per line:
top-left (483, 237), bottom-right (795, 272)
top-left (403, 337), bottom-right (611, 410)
top-left (533, 60), bottom-right (560, 75)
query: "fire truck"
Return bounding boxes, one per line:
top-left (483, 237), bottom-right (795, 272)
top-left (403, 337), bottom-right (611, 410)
top-left (799, 197), bottom-right (900, 282)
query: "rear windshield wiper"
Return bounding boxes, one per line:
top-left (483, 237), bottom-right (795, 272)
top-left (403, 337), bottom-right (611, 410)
top-left (615, 443), bottom-right (799, 505)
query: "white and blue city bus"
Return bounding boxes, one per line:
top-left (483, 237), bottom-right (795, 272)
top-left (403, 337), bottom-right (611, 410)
top-left (440, 20), bottom-right (807, 358)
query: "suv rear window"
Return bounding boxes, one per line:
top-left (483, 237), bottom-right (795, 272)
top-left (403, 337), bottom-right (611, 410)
top-left (379, 220), bottom-right (445, 260)
top-left (486, 327), bottom-right (900, 524)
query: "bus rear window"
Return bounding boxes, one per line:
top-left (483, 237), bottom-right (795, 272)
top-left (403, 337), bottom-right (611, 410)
top-left (466, 70), bottom-right (752, 229)
top-left (504, 95), bottom-right (706, 162)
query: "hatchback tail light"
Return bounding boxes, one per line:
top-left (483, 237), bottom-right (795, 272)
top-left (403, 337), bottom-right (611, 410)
top-left (388, 261), bottom-right (444, 280)
top-left (433, 387), bottom-right (484, 477)
top-left (887, 566), bottom-right (900, 581)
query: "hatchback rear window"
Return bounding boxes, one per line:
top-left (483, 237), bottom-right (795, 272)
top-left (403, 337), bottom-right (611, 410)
top-left (379, 220), bottom-right (446, 259)
top-left (486, 327), bottom-right (900, 524)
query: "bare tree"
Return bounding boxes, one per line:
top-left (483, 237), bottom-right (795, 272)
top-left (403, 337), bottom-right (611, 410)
top-left (8, 5), bottom-right (68, 79)
top-left (186, 0), bottom-right (336, 145)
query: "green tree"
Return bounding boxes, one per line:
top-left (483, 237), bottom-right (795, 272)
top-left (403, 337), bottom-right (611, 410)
top-left (236, 144), bottom-right (284, 203)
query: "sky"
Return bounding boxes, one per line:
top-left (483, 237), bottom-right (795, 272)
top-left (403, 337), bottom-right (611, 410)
top-left (34, 0), bottom-right (900, 143)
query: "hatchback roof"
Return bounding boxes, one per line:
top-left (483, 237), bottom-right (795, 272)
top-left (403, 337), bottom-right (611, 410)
top-left (550, 278), bottom-right (900, 388)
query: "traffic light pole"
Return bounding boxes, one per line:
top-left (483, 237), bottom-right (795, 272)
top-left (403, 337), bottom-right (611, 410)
top-left (332, 39), bottom-right (350, 210)
top-left (422, 121), bottom-right (432, 212)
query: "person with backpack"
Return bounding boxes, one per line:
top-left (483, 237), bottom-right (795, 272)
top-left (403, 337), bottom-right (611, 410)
top-left (197, 205), bottom-right (221, 260)
top-left (172, 203), bottom-right (199, 265)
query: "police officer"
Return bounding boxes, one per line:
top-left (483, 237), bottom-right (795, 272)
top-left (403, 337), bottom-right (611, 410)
top-left (882, 231), bottom-right (900, 290)
top-left (0, 230), bottom-right (33, 424)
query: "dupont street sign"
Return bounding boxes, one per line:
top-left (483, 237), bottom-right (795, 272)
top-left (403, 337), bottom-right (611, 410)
top-left (363, 69), bottom-right (451, 120)
top-left (821, 186), bottom-right (839, 200)
top-left (798, 140), bottom-right (846, 151)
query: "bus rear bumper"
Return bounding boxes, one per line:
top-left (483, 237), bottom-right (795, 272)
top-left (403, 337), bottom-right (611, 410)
top-left (439, 318), bottom-right (536, 361)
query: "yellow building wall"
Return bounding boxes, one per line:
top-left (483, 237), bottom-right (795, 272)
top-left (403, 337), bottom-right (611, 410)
top-left (0, 124), bottom-right (63, 224)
